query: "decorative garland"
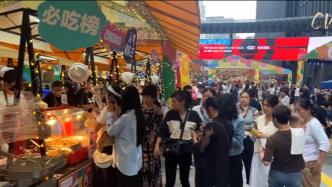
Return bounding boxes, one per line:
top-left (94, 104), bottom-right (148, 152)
top-left (161, 56), bottom-right (175, 101)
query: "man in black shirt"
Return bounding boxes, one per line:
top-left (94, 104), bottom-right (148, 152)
top-left (318, 101), bottom-right (332, 138)
top-left (248, 89), bottom-right (262, 115)
top-left (43, 81), bottom-right (63, 108)
top-left (300, 86), bottom-right (310, 100)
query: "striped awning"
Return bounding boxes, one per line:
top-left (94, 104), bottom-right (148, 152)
top-left (144, 1), bottom-right (200, 58)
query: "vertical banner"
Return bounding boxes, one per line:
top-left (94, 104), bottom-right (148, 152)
top-left (288, 73), bottom-right (292, 87)
top-left (161, 56), bottom-right (175, 101)
top-left (208, 69), bottom-right (213, 85)
top-left (254, 69), bottom-right (260, 83)
top-left (23, 65), bottom-right (31, 82)
top-left (175, 59), bottom-right (181, 88)
top-left (123, 28), bottom-right (137, 62)
top-left (296, 60), bottom-right (305, 86)
top-left (53, 65), bottom-right (61, 81)
top-left (178, 53), bottom-right (191, 88)
top-left (151, 49), bottom-right (159, 64)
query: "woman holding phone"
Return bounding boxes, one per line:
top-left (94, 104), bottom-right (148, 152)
top-left (249, 95), bottom-right (279, 187)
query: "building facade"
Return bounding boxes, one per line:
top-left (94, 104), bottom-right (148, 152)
top-left (256, 0), bottom-right (332, 86)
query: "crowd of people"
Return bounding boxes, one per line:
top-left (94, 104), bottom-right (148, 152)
top-left (88, 79), bottom-right (331, 187)
top-left (1, 67), bottom-right (331, 187)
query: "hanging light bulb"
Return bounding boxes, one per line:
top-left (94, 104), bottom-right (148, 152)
top-left (47, 117), bottom-right (57, 126)
top-left (65, 117), bottom-right (71, 122)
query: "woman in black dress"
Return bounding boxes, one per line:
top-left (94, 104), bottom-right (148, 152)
top-left (192, 94), bottom-right (235, 187)
top-left (141, 85), bottom-right (163, 187)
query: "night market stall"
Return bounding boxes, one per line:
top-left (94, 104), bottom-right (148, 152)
top-left (206, 55), bottom-right (292, 85)
top-left (303, 37), bottom-right (332, 87)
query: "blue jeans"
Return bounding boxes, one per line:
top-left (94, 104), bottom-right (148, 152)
top-left (268, 169), bottom-right (302, 187)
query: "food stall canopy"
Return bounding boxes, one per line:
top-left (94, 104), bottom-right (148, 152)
top-left (306, 41), bottom-right (332, 61)
top-left (0, 2), bottom-right (164, 69)
top-left (208, 55), bottom-right (292, 75)
top-left (144, 1), bottom-right (200, 58)
top-left (320, 79), bottom-right (332, 89)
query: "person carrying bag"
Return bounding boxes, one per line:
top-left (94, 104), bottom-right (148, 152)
top-left (154, 90), bottom-right (202, 187)
top-left (163, 110), bottom-right (191, 155)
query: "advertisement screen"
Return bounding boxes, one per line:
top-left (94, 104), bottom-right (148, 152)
top-left (198, 37), bottom-right (309, 61)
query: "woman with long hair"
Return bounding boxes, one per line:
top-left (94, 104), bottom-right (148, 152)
top-left (93, 84), bottom-right (122, 187)
top-left (192, 94), bottom-right (235, 187)
top-left (141, 85), bottom-right (163, 187)
top-left (154, 90), bottom-right (201, 187)
top-left (239, 91), bottom-right (258, 185)
top-left (249, 95), bottom-right (279, 187)
top-left (296, 99), bottom-right (330, 187)
top-left (107, 86), bottom-right (145, 187)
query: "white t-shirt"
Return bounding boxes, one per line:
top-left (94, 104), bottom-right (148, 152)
top-left (254, 115), bottom-right (278, 153)
top-left (268, 87), bottom-right (276, 95)
top-left (280, 95), bottom-right (290, 106)
top-left (303, 118), bottom-right (330, 162)
top-left (295, 88), bottom-right (300, 97)
top-left (195, 87), bottom-right (202, 99)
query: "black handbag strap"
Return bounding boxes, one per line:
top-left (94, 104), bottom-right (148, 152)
top-left (179, 110), bottom-right (190, 141)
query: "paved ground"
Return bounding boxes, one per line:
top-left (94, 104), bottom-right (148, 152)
top-left (161, 155), bottom-right (332, 187)
top-left (321, 155), bottom-right (332, 187)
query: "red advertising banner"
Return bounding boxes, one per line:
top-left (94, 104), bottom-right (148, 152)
top-left (101, 23), bottom-right (127, 52)
top-left (198, 37), bottom-right (309, 61)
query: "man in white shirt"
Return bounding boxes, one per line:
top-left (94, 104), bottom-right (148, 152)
top-left (196, 84), bottom-right (204, 104)
top-left (294, 86), bottom-right (300, 100)
top-left (268, 85), bottom-right (276, 95)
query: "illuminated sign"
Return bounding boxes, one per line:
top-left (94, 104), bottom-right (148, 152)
top-left (311, 12), bottom-right (332, 30)
top-left (198, 37), bottom-right (309, 61)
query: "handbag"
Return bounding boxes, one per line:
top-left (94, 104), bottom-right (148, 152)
top-left (163, 110), bottom-right (191, 155)
top-left (93, 128), bottom-right (114, 169)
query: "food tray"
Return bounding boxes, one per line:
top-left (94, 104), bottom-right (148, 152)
top-left (67, 147), bottom-right (88, 166)
top-left (8, 156), bottom-right (66, 179)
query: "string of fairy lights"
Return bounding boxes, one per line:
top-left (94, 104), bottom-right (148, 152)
top-left (24, 0), bottom-right (166, 88)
